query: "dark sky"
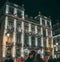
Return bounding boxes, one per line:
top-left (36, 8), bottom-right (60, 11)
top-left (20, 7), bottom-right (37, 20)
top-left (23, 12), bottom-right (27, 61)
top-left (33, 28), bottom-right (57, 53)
top-left (0, 0), bottom-right (60, 25)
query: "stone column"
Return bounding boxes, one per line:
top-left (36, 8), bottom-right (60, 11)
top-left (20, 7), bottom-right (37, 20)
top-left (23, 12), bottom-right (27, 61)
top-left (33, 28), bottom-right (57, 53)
top-left (2, 4), bottom-right (9, 57)
top-left (21, 21), bottom-right (24, 57)
top-left (12, 8), bottom-right (17, 57)
top-left (40, 17), bottom-right (44, 58)
top-left (35, 25), bottom-right (38, 47)
top-left (51, 30), bottom-right (54, 57)
top-left (45, 20), bottom-right (49, 48)
top-left (20, 9), bottom-right (25, 57)
top-left (46, 29), bottom-right (49, 47)
top-left (28, 23), bottom-right (31, 47)
top-left (50, 21), bottom-right (54, 57)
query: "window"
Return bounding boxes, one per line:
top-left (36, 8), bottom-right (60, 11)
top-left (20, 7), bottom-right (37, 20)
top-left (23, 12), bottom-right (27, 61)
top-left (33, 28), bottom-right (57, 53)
top-left (16, 21), bottom-right (21, 46)
top-left (24, 33), bottom-right (29, 47)
top-left (42, 20), bottom-right (45, 25)
top-left (31, 24), bottom-right (35, 34)
top-left (43, 29), bottom-right (46, 37)
top-left (44, 39), bottom-right (46, 47)
top-left (31, 36), bottom-right (35, 47)
top-left (17, 9), bottom-right (22, 18)
top-left (16, 32), bottom-right (21, 45)
top-left (8, 17), bottom-right (14, 30)
top-left (38, 37), bottom-right (41, 47)
top-left (48, 38), bottom-right (51, 48)
top-left (47, 21), bottom-right (50, 27)
top-left (48, 30), bottom-right (51, 36)
top-left (9, 6), bottom-right (14, 14)
top-left (24, 22), bottom-right (28, 33)
top-left (37, 26), bottom-right (41, 35)
top-left (17, 21), bottom-right (21, 32)
top-left (16, 31), bottom-right (21, 57)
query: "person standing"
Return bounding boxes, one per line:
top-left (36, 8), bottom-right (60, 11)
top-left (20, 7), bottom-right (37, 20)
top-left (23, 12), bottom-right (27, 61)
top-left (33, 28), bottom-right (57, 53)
top-left (24, 53), bottom-right (35, 62)
top-left (35, 54), bottom-right (44, 62)
top-left (18, 57), bottom-right (24, 62)
top-left (4, 56), bottom-right (14, 62)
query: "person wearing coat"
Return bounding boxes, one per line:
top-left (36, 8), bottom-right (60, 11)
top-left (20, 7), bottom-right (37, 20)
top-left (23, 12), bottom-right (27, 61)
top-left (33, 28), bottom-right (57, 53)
top-left (24, 53), bottom-right (35, 62)
top-left (4, 56), bottom-right (14, 62)
top-left (35, 54), bottom-right (44, 62)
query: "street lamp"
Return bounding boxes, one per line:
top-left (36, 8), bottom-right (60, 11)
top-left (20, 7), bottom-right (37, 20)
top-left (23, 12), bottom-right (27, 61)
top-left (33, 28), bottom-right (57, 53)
top-left (56, 43), bottom-right (58, 45)
top-left (56, 43), bottom-right (58, 51)
top-left (6, 33), bottom-right (10, 37)
top-left (6, 32), bottom-right (10, 44)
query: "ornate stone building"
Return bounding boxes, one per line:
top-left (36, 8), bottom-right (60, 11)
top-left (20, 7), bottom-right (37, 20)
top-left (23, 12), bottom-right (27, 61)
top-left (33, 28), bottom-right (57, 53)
top-left (0, 2), bottom-right (54, 61)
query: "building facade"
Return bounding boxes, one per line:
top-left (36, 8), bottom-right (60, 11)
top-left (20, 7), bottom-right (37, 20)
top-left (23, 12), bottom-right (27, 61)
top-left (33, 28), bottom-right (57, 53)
top-left (53, 35), bottom-right (60, 57)
top-left (53, 22), bottom-right (60, 36)
top-left (0, 2), bottom-right (54, 61)
top-left (53, 22), bottom-right (60, 57)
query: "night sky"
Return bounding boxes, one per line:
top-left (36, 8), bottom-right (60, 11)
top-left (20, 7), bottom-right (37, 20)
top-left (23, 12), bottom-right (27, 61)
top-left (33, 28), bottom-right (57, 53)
top-left (0, 0), bottom-right (60, 25)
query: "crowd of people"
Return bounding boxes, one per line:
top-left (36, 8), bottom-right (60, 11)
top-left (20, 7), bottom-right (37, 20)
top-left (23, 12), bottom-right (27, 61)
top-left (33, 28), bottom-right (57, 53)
top-left (48, 56), bottom-right (60, 62)
top-left (4, 51), bottom-right (60, 62)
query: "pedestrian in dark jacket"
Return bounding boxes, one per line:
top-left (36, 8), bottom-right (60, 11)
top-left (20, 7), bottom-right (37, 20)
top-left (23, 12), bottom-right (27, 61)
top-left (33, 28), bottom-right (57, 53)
top-left (24, 52), bottom-right (35, 62)
top-left (35, 54), bottom-right (44, 62)
top-left (48, 55), bottom-right (54, 62)
top-left (4, 56), bottom-right (14, 62)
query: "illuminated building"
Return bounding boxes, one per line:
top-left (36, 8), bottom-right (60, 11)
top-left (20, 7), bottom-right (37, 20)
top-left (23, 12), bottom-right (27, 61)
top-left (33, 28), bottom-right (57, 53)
top-left (0, 2), bottom-right (54, 61)
top-left (53, 22), bottom-right (60, 57)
